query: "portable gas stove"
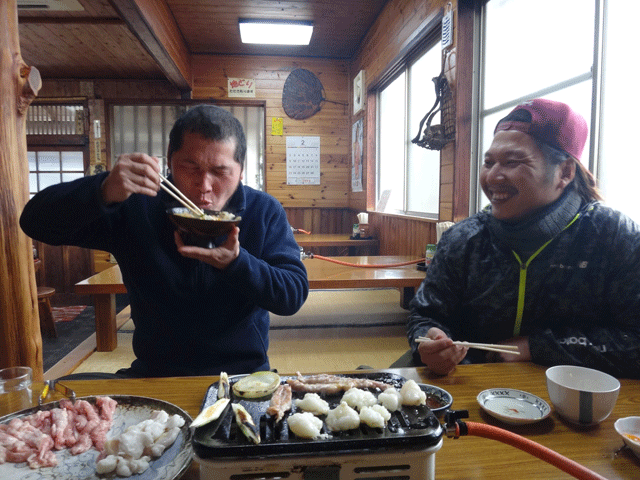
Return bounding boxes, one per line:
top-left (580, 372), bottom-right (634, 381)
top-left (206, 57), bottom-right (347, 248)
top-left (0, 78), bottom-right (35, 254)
top-left (193, 372), bottom-right (445, 480)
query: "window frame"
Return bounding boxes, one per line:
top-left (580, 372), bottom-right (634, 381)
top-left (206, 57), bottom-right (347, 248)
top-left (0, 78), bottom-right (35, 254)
top-left (26, 100), bottom-right (90, 197)
top-left (369, 17), bottom-right (443, 219)
top-left (105, 99), bottom-right (267, 191)
top-left (28, 147), bottom-right (88, 197)
top-left (472, 0), bottom-right (605, 214)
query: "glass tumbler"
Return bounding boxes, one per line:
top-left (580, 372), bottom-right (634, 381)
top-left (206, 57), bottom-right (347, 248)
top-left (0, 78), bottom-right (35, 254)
top-left (0, 366), bottom-right (33, 417)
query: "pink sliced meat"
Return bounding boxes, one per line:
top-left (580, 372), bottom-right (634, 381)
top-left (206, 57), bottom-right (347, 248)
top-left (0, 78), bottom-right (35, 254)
top-left (0, 396), bottom-right (118, 469)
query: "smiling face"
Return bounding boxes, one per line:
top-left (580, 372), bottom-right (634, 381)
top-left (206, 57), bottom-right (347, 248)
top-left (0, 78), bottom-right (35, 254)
top-left (481, 130), bottom-right (574, 221)
top-left (169, 131), bottom-right (243, 212)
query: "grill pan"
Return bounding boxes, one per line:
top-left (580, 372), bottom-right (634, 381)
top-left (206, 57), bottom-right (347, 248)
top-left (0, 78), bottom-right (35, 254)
top-left (193, 372), bottom-right (444, 459)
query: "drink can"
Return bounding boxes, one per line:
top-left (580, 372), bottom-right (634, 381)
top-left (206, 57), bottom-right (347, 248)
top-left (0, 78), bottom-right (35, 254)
top-left (425, 244), bottom-right (436, 265)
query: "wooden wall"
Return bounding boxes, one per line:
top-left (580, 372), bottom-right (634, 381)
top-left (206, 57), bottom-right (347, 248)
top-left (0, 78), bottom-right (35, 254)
top-left (34, 0), bottom-right (474, 255)
top-left (348, 0), bottom-right (472, 255)
top-left (191, 54), bottom-right (360, 234)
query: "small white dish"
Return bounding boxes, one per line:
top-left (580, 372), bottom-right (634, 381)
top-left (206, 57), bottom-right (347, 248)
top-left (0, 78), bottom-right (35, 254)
top-left (614, 416), bottom-right (640, 459)
top-left (477, 388), bottom-right (551, 425)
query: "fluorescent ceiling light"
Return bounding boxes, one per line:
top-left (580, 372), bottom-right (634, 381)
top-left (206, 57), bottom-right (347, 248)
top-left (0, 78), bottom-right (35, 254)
top-left (239, 19), bottom-right (313, 45)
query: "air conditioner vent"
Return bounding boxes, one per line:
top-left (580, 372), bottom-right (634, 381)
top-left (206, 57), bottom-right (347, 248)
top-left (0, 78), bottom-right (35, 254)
top-left (17, 0), bottom-right (83, 11)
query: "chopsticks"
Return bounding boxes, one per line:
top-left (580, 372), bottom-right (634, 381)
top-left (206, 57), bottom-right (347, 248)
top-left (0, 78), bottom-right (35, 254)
top-left (158, 173), bottom-right (205, 218)
top-left (416, 337), bottom-right (520, 355)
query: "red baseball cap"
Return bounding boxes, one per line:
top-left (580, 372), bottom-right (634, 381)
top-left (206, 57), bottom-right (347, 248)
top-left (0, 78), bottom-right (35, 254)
top-left (494, 99), bottom-right (588, 161)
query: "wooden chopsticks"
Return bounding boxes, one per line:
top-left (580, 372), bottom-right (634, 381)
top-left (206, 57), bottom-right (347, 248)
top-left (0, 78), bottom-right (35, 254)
top-left (416, 337), bottom-right (520, 355)
top-left (158, 173), bottom-right (205, 218)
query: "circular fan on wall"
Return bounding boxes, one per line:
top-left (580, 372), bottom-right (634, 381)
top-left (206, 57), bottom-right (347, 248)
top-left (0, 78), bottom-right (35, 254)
top-left (282, 68), bottom-right (346, 120)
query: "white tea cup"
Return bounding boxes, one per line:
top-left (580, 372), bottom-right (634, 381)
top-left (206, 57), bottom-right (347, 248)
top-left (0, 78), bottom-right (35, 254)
top-left (546, 365), bottom-right (620, 426)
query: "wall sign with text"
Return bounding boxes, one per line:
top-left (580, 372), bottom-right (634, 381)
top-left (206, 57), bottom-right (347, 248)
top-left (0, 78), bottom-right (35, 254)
top-left (228, 78), bottom-right (256, 97)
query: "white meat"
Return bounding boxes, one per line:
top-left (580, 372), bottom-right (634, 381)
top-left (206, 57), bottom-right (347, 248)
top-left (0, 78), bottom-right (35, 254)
top-left (293, 393), bottom-right (330, 415)
top-left (377, 387), bottom-right (402, 412)
top-left (325, 402), bottom-right (360, 432)
top-left (96, 409), bottom-right (183, 476)
top-left (359, 405), bottom-right (390, 429)
top-left (400, 379), bottom-right (426, 406)
top-left (287, 412), bottom-right (326, 439)
top-left (341, 388), bottom-right (377, 411)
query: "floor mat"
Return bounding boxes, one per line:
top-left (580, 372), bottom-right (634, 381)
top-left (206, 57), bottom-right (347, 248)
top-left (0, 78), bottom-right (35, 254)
top-left (52, 305), bottom-right (87, 323)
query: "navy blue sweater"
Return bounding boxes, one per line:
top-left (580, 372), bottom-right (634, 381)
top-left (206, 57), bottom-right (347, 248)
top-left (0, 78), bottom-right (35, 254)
top-left (21, 173), bottom-right (309, 376)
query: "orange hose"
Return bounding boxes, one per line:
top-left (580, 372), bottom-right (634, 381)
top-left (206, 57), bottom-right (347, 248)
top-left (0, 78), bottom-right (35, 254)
top-left (309, 254), bottom-right (425, 268)
top-left (460, 422), bottom-right (608, 480)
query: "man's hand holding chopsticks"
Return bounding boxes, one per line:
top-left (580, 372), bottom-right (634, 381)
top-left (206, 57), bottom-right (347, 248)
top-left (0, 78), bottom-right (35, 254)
top-left (100, 153), bottom-right (161, 205)
top-left (416, 327), bottom-right (468, 375)
top-left (492, 337), bottom-right (531, 363)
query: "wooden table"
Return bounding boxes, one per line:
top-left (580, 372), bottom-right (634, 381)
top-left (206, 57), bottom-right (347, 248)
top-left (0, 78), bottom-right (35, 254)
top-left (295, 233), bottom-right (379, 255)
top-left (74, 264), bottom-right (126, 352)
top-left (75, 256), bottom-right (424, 352)
top-left (303, 255), bottom-right (424, 306)
top-left (4, 364), bottom-right (638, 479)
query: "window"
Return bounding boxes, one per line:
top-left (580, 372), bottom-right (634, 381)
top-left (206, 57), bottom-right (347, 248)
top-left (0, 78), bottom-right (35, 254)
top-left (28, 150), bottom-right (85, 196)
top-left (110, 103), bottom-right (265, 190)
top-left (477, 0), bottom-right (640, 223)
top-left (377, 37), bottom-right (442, 218)
top-left (26, 103), bottom-right (88, 197)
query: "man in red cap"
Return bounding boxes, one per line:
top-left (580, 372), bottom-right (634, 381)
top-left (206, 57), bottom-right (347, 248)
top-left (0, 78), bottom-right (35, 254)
top-left (405, 99), bottom-right (640, 378)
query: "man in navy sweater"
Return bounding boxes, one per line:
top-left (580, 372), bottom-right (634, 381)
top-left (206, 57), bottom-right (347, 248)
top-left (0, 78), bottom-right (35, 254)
top-left (21, 105), bottom-right (309, 377)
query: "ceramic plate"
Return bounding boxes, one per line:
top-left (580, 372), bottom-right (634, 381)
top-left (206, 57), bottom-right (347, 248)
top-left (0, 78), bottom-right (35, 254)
top-left (0, 395), bottom-right (193, 480)
top-left (477, 388), bottom-right (551, 425)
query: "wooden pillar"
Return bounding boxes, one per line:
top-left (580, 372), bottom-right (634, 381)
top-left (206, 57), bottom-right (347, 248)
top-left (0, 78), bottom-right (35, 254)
top-left (0, 0), bottom-right (43, 380)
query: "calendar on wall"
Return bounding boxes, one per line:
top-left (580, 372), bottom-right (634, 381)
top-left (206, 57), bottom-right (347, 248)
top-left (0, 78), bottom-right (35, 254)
top-left (286, 136), bottom-right (320, 185)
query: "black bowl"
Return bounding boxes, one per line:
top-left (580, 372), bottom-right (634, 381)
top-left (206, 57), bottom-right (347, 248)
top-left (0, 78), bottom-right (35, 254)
top-left (167, 207), bottom-right (241, 242)
top-left (419, 383), bottom-right (453, 415)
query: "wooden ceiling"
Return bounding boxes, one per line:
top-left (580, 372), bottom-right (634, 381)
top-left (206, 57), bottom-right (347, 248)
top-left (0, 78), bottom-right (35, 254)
top-left (17, 0), bottom-right (389, 88)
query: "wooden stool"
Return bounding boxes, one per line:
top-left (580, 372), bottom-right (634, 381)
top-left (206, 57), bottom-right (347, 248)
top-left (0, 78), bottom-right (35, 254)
top-left (37, 286), bottom-right (57, 338)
